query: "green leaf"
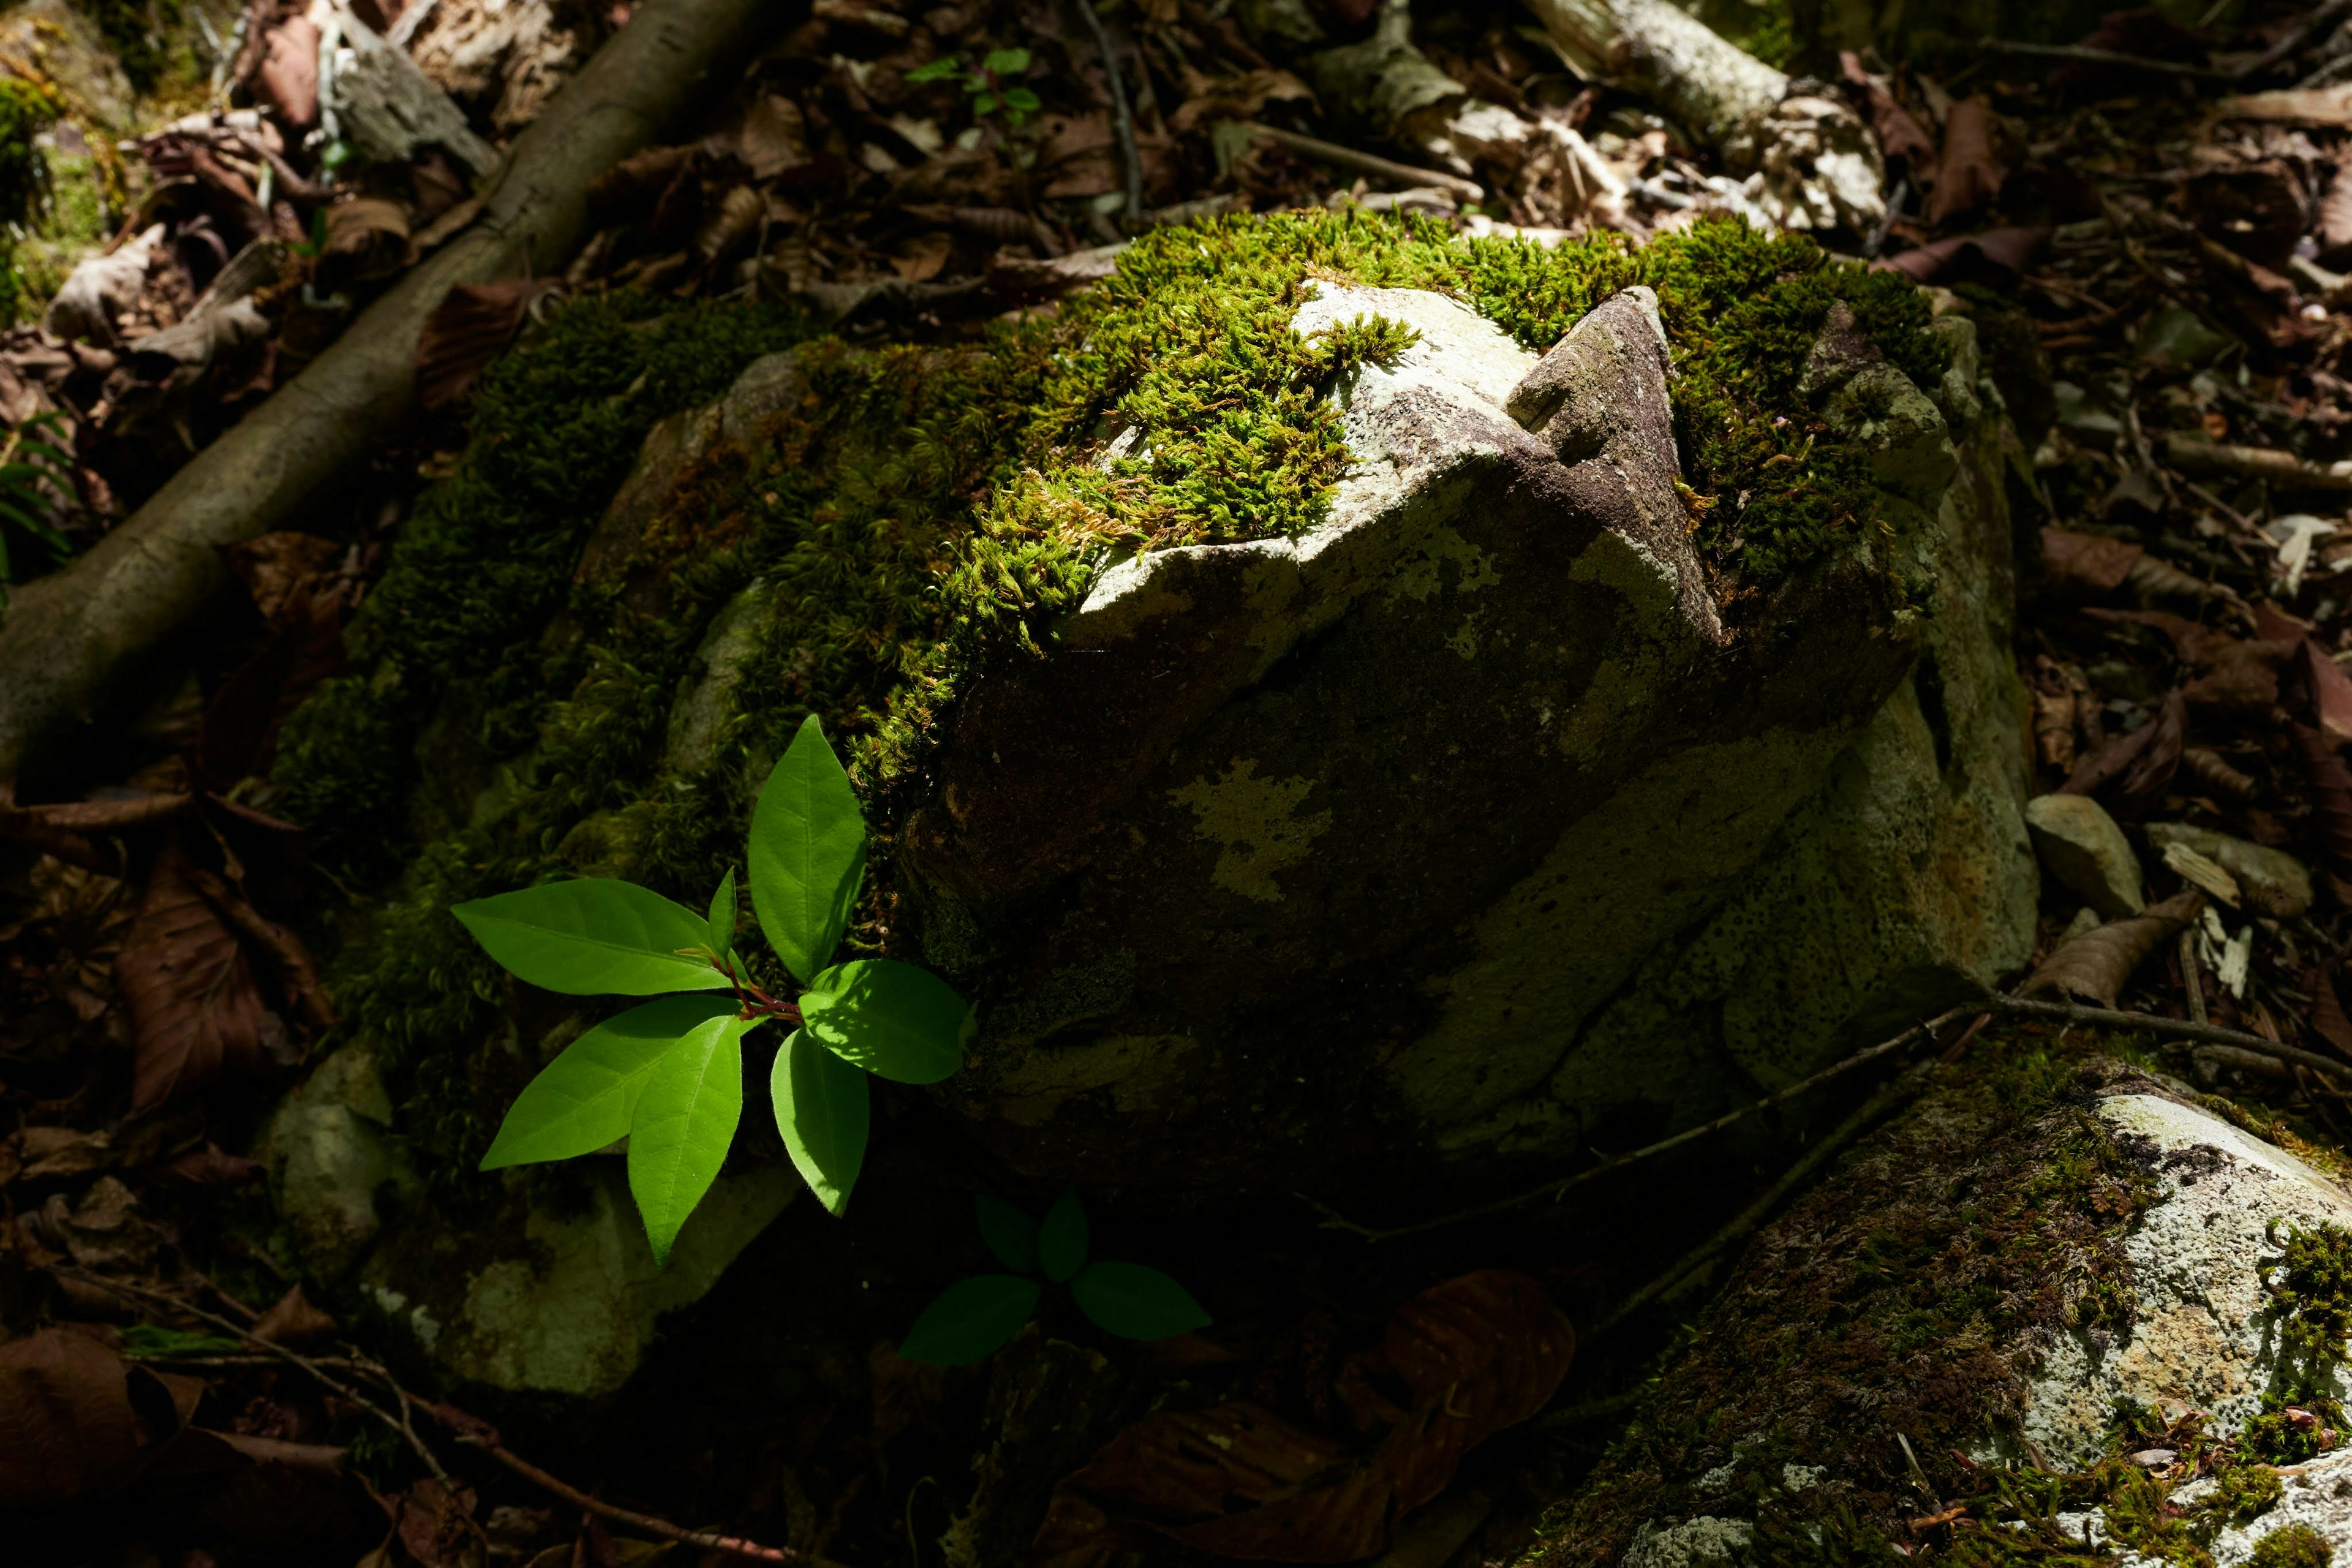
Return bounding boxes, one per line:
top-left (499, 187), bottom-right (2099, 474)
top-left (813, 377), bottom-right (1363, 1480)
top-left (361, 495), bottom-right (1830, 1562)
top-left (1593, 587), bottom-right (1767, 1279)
top-left (907, 56), bottom-right (963, 81)
top-left (973, 92), bottom-right (998, 115)
top-left (707, 867), bottom-right (737, 972)
top-left (453, 878), bottom-right (732, 996)
top-left (897, 1275), bottom-right (1041, 1365)
top-left (481, 995), bottom-right (739, 1170)
top-left (983, 47), bottom-right (1031, 74)
top-left (976, 1195), bottom-right (1038, 1273)
top-left (627, 1010), bottom-right (753, 1268)
top-left (1003, 88), bottom-right (1041, 113)
top-left (1072, 1262), bottom-right (1212, 1341)
top-left (774, 1028), bottom-right (869, 1216)
top-left (748, 715), bottom-right (867, 986)
top-left (798, 959), bottom-right (970, 1084)
top-left (1038, 1187), bottom-right (1088, 1281)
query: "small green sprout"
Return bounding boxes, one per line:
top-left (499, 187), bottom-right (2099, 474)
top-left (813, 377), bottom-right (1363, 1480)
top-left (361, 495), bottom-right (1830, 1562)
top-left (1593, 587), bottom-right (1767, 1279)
top-left (897, 1188), bottom-right (1210, 1364)
top-left (907, 48), bottom-right (1041, 128)
top-left (454, 716), bottom-right (973, 1265)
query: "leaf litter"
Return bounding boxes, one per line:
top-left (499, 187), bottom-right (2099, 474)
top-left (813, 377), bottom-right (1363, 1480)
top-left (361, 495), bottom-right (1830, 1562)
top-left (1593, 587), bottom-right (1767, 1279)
top-left (23, 0), bottom-right (2352, 1563)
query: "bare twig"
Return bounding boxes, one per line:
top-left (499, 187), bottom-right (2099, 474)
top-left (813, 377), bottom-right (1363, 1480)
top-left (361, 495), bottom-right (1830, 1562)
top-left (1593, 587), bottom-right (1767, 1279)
top-left (1300, 1003), bottom-right (1981, 1242)
top-left (2242, 0), bottom-right (2352, 78)
top-left (2180, 930), bottom-right (2208, 1025)
top-left (1983, 39), bottom-right (2233, 80)
top-left (1069, 0), bottom-right (1144, 230)
top-left (1224, 121), bottom-right (1486, 205)
top-left (2165, 433), bottom-right (2352, 491)
top-left (423, 1404), bottom-right (842, 1567)
top-left (58, 1269), bottom-right (451, 1480)
top-left (1592, 1060), bottom-right (1939, 1336)
top-left (1985, 993), bottom-right (2349, 1079)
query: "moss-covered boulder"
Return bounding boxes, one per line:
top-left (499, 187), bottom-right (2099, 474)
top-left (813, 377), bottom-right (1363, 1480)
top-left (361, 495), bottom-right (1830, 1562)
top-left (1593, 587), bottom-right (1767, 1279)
top-left (901, 282), bottom-right (2032, 1196)
top-left (1528, 1046), bottom-right (2352, 1568)
top-left (260, 213), bottom-right (2037, 1394)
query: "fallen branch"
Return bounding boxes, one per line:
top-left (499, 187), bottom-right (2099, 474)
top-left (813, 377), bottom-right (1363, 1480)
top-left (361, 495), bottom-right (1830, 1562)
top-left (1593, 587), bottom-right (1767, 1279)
top-left (1987, 993), bottom-right (2351, 1080)
top-left (1226, 120), bottom-right (1485, 203)
top-left (0, 0), bottom-right (780, 787)
top-left (2163, 433), bottom-right (2352, 491)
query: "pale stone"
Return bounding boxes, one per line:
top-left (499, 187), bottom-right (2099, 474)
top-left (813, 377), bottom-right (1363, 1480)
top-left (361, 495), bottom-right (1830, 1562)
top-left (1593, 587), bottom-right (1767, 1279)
top-left (2027, 792), bottom-right (2147, 918)
top-left (2146, 823), bottom-right (2315, 917)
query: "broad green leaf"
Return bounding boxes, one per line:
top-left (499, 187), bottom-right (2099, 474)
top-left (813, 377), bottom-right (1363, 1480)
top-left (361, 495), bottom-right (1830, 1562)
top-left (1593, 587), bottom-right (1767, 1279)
top-left (973, 92), bottom-right (999, 115)
top-left (906, 56), bottom-right (962, 81)
top-left (1038, 1187), bottom-right (1088, 1281)
top-left (984, 47), bottom-right (1031, 74)
top-left (748, 715), bottom-right (867, 986)
top-left (976, 1195), bottom-right (1038, 1273)
top-left (896, 1275), bottom-right (1041, 1365)
top-left (773, 1028), bottom-right (869, 1216)
top-left (798, 959), bottom-right (970, 1085)
top-left (627, 1010), bottom-right (753, 1268)
top-left (1003, 88), bottom-right (1041, 113)
top-left (707, 867), bottom-right (737, 972)
top-left (1072, 1262), bottom-right (1212, 1341)
top-left (481, 995), bottom-right (739, 1170)
top-left (453, 878), bottom-right (732, 996)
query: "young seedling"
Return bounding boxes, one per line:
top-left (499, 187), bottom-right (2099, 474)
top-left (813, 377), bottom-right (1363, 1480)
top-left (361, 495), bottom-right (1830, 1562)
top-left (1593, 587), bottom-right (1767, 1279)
top-left (897, 1188), bottom-right (1210, 1364)
top-left (905, 48), bottom-right (1041, 129)
top-left (454, 715), bottom-right (971, 1265)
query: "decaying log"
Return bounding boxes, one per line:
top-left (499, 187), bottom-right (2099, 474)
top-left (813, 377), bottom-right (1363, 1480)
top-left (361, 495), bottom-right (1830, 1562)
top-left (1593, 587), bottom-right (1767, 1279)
top-left (1522, 0), bottom-right (1885, 233)
top-left (0, 0), bottom-right (778, 790)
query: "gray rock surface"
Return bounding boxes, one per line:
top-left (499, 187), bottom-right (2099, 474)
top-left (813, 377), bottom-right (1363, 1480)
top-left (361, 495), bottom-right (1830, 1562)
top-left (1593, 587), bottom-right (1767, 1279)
top-left (2027, 792), bottom-right (2147, 918)
top-left (263, 1035), bottom-right (796, 1400)
top-left (899, 279), bottom-right (2034, 1193)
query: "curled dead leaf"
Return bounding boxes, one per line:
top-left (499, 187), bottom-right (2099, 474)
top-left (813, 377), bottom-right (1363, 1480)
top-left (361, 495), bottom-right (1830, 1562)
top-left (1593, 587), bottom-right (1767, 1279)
top-left (0, 1328), bottom-right (194, 1507)
top-left (2062, 689), bottom-right (2186, 818)
top-left (417, 277), bottom-right (565, 411)
top-left (1926, 97), bottom-right (2007, 225)
top-left (252, 1283), bottom-right (338, 1347)
top-left (2041, 527), bottom-right (2143, 596)
top-left (2294, 723), bottom-right (2352, 883)
top-left (2020, 891), bottom-right (2205, 1007)
top-left (1033, 1272), bottom-right (1570, 1567)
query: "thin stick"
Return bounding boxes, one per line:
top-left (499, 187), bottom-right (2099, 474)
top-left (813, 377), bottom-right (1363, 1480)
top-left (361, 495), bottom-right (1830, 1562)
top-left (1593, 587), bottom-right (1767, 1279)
top-left (59, 1270), bottom-right (450, 1481)
top-left (1071, 0), bottom-right (1144, 229)
top-left (2180, 930), bottom-right (2209, 1025)
top-left (1224, 121), bottom-right (1485, 204)
top-left (1300, 1003), bottom-right (1981, 1242)
top-left (1983, 40), bottom-right (2233, 80)
top-left (1987, 993), bottom-right (2349, 1078)
top-left (426, 1408), bottom-right (839, 1568)
top-left (1592, 1061), bottom-right (1936, 1336)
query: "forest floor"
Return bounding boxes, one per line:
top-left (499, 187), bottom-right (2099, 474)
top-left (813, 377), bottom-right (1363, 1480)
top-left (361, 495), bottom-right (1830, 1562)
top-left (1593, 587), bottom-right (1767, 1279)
top-left (12, 1), bottom-right (2352, 1566)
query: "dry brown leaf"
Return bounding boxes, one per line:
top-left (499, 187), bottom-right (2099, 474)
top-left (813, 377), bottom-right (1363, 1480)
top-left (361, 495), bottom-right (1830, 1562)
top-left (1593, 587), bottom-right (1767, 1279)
top-left (2180, 746), bottom-right (2258, 799)
top-left (1169, 68), bottom-right (1316, 135)
top-left (2310, 965), bottom-right (2352, 1061)
top-left (737, 94), bottom-right (809, 179)
top-left (417, 277), bottom-right (565, 411)
top-left (119, 845), bottom-right (274, 1115)
top-left (2321, 158), bottom-right (2352, 264)
top-left (1839, 52), bottom-right (1936, 168)
top-left (889, 230), bottom-right (952, 282)
top-left (2019, 891), bottom-right (2204, 1007)
top-left (0, 1328), bottom-right (190, 1507)
top-left (2294, 722), bottom-right (2352, 882)
top-left (696, 184), bottom-right (766, 265)
top-left (252, 1283), bottom-right (338, 1346)
top-left (161, 1142), bottom-right (265, 1186)
top-left (2062, 689), bottom-right (2186, 817)
top-left (1033, 1272), bottom-right (1570, 1567)
top-left (225, 532), bottom-right (343, 624)
top-left (1926, 97), bottom-right (2005, 225)
top-left (2041, 527), bottom-right (2143, 596)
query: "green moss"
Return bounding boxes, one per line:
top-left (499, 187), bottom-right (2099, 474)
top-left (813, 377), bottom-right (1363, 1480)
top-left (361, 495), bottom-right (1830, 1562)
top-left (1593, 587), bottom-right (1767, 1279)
top-left (0, 74), bottom-right (61, 322)
top-left (2214, 1463), bottom-right (2285, 1526)
top-left (79, 0), bottom-right (186, 93)
top-left (2249, 1524), bottom-right (2334, 1568)
top-left (284, 211), bottom-right (1954, 1191)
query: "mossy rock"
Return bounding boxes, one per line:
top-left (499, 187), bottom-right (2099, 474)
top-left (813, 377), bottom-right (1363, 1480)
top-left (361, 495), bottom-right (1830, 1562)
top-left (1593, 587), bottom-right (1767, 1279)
top-left (1524, 1041), bottom-right (2352, 1568)
top-left (262, 215), bottom-right (2032, 1372)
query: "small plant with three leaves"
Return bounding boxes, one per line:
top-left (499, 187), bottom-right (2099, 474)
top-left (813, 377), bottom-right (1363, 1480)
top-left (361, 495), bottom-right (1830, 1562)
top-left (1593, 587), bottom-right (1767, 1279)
top-left (897, 1188), bottom-right (1210, 1364)
top-left (454, 716), bottom-right (971, 1264)
top-left (905, 48), bottom-right (1041, 128)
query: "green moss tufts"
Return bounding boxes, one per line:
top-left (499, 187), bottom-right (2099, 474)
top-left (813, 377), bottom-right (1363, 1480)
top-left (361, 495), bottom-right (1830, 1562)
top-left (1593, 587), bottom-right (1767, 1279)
top-left (2214, 1463), bottom-right (2285, 1527)
top-left (285, 211), bottom-right (1956, 1189)
top-left (2250, 1524), bottom-right (2334, 1568)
